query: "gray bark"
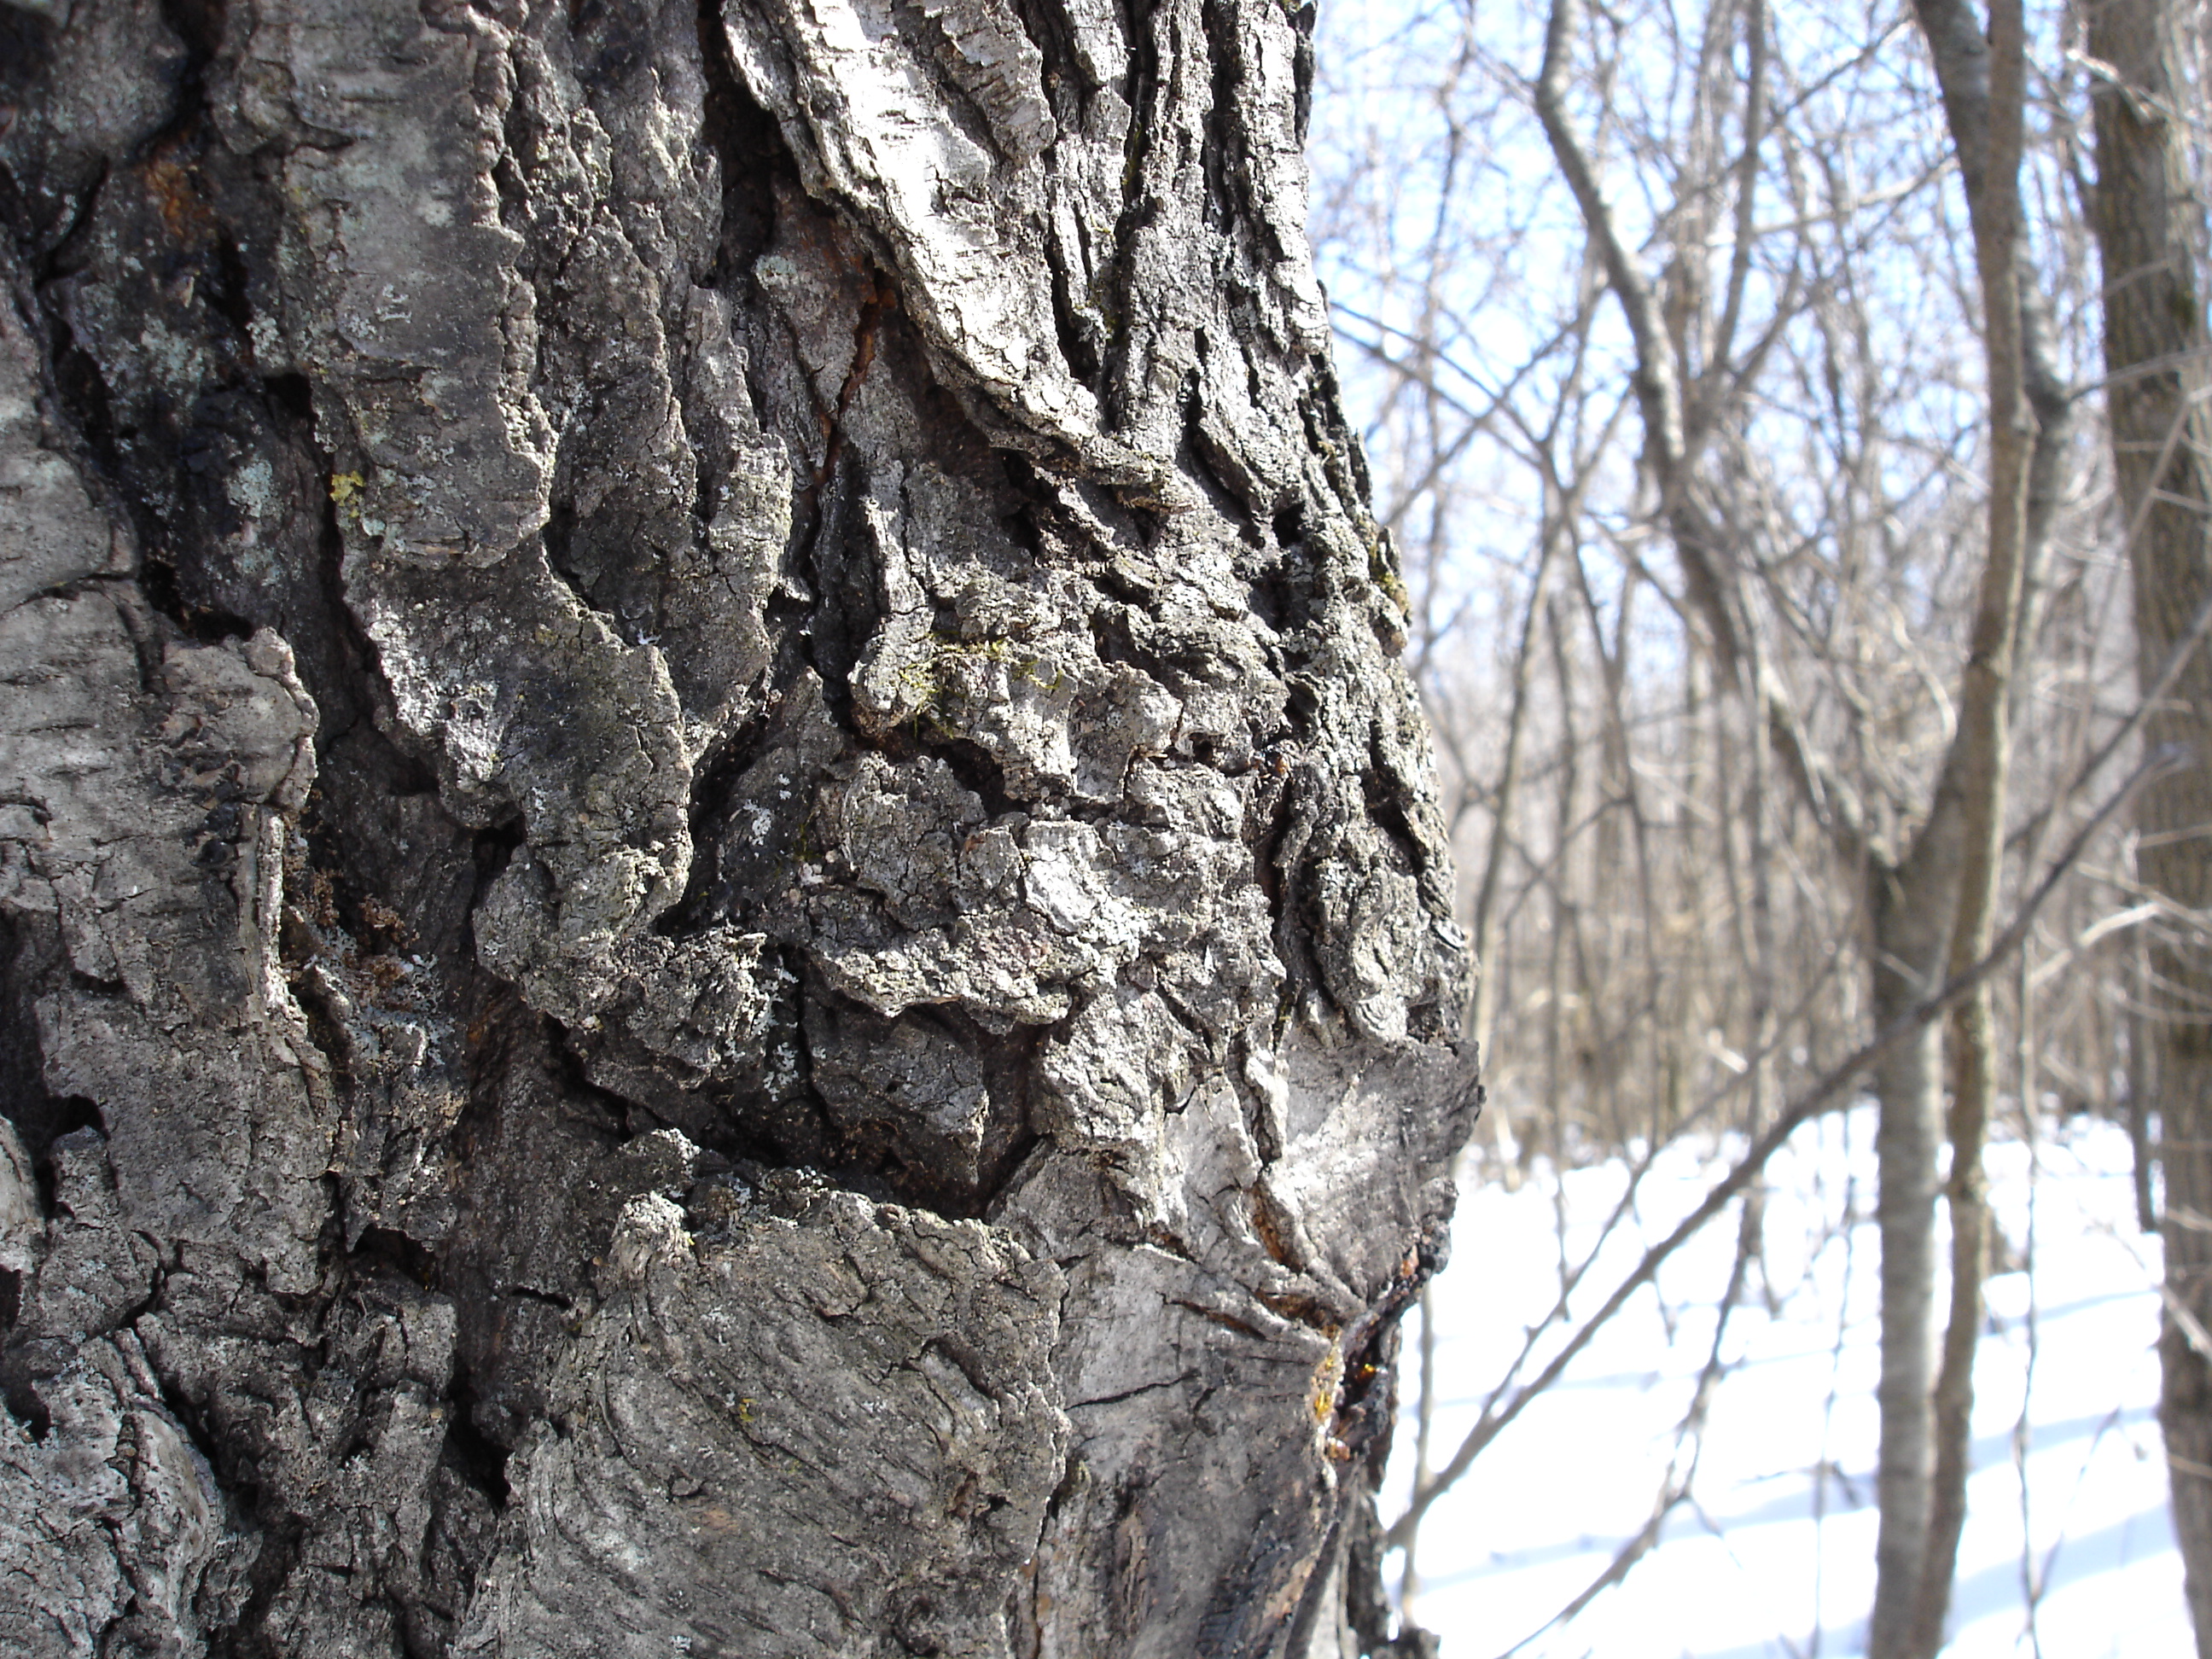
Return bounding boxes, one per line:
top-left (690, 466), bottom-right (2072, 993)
top-left (1872, 8), bottom-right (2058, 1653)
top-left (2087, 0), bottom-right (2212, 1650)
top-left (0, 3), bottom-right (1472, 1656)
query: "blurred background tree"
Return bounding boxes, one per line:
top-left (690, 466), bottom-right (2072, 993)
top-left (1308, 0), bottom-right (2207, 1649)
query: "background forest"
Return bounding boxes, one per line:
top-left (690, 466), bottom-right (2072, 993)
top-left (1306, 0), bottom-right (2211, 1652)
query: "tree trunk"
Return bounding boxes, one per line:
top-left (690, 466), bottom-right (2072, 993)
top-left (2087, 1), bottom-right (2212, 1650)
top-left (1874, 6), bottom-right (2052, 1653)
top-left (1863, 840), bottom-right (1955, 1659)
top-left (1534, 1), bottom-right (2060, 1646)
top-left (0, 3), bottom-right (1471, 1656)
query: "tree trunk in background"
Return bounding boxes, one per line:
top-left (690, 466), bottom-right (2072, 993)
top-left (0, 3), bottom-right (1471, 1656)
top-left (1862, 835), bottom-right (1959, 1658)
top-left (1535, 2), bottom-right (2063, 1648)
top-left (1896, 7), bottom-right (2037, 1653)
top-left (2088, 1), bottom-right (2212, 1649)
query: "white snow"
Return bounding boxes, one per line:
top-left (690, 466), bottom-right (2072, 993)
top-left (1387, 1107), bottom-right (2186, 1657)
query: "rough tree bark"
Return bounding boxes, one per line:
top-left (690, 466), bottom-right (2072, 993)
top-left (2087, 0), bottom-right (2212, 1650)
top-left (0, 3), bottom-right (1472, 1656)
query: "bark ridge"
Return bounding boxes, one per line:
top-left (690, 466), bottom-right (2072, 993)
top-left (0, 0), bottom-right (1471, 1653)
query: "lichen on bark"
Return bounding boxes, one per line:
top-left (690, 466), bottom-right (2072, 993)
top-left (0, 1), bottom-right (1473, 1654)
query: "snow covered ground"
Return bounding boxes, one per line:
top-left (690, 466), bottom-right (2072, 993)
top-left (1385, 1108), bottom-right (2186, 1657)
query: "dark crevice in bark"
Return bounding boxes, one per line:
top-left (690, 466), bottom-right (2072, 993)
top-left (501, 1283), bottom-right (573, 1312)
top-left (655, 714), bottom-right (778, 941)
top-left (1179, 391), bottom-right (1261, 527)
top-left (999, 470), bottom-right (1051, 559)
top-left (1010, 0), bottom-right (1082, 113)
top-left (1330, 1231), bottom-right (1447, 1471)
top-left (1289, 2), bottom-right (1316, 146)
top-left (0, 9), bottom-right (55, 107)
top-left (1308, 378), bottom-right (1377, 517)
top-left (137, 551), bottom-right (253, 642)
top-left (1245, 756), bottom-right (1295, 910)
top-left (31, 1116), bottom-right (107, 1225)
top-left (654, 736), bottom-right (806, 942)
top-left (1250, 1182), bottom-right (1312, 1272)
top-left (348, 1225), bottom-right (441, 1291)
top-left (822, 284), bottom-right (892, 481)
top-left (1047, 253), bottom-right (1103, 392)
top-left (801, 452), bottom-right (878, 725)
top-left (537, 503), bottom-right (611, 631)
top-left (557, 1032), bottom-right (770, 1161)
top-left (1, 1371), bottom-right (51, 1441)
top-left (38, 30), bottom-right (263, 638)
top-left (1100, 0), bottom-right (1160, 426)
top-left (289, 380), bottom-right (394, 757)
top-left (25, 157), bottom-right (106, 285)
top-left (1342, 1498), bottom-right (1435, 1658)
top-left (1080, 602), bottom-right (1167, 691)
top-left (1196, 0), bottom-right (1242, 238)
top-left (1278, 1514), bottom-right (1349, 1659)
top-left (147, 0), bottom-right (222, 143)
top-left (0, 915), bottom-right (101, 1214)
top-left (974, 1126), bottom-right (1043, 1214)
top-left (159, 0), bottom-right (228, 85)
top-left (695, 0), bottom-right (787, 288)
top-left (150, 1343), bottom-right (243, 1516)
top-left (440, 1368), bottom-right (515, 1508)
top-left (24, 145), bottom-right (326, 657)
top-left (469, 818), bottom-right (529, 900)
top-left (533, 1021), bottom-right (637, 1151)
top-left (394, 1607), bottom-right (440, 1659)
top-left (829, 998), bottom-right (1040, 1218)
top-left (769, 943), bottom-right (825, 1138)
top-left (203, 219), bottom-right (258, 344)
top-left (921, 733), bottom-right (1022, 822)
top-left (1169, 1298), bottom-right (1264, 1340)
top-left (447, 963), bottom-right (533, 1164)
top-left (203, 1511), bottom-right (306, 1659)
top-left (1249, 527), bottom-right (1319, 657)
top-left (290, 713), bottom-right (465, 953)
top-left (1362, 762), bottom-right (1435, 888)
top-left (263, 369), bottom-right (315, 445)
top-left (0, 160), bottom-right (29, 285)
top-left (568, 0), bottom-right (653, 91)
top-left (38, 300), bottom-right (124, 493)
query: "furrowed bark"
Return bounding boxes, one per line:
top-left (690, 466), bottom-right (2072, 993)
top-left (2087, 0), bottom-right (2212, 1649)
top-left (0, 3), bottom-right (1471, 1656)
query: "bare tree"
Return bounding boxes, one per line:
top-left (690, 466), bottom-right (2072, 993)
top-left (1887, 3), bottom-right (2062, 1650)
top-left (1523, 2), bottom-right (2073, 1642)
top-left (1313, 0), bottom-right (2163, 1646)
top-left (2085, 0), bottom-right (2212, 1649)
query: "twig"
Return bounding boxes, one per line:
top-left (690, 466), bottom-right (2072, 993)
top-left (1385, 746), bottom-right (2179, 1549)
top-left (1492, 1188), bottom-right (1763, 1656)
